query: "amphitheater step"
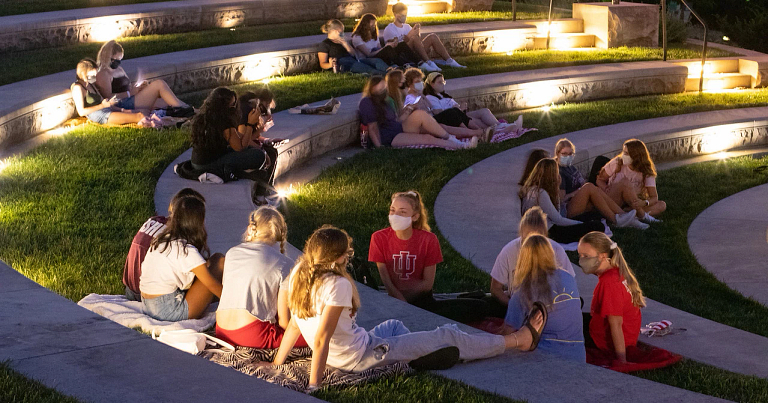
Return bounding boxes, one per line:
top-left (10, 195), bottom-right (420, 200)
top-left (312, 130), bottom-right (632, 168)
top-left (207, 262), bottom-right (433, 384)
top-left (386, 0), bottom-right (452, 14)
top-left (531, 33), bottom-right (595, 49)
top-left (685, 73), bottom-right (753, 91)
top-left (527, 18), bottom-right (585, 34)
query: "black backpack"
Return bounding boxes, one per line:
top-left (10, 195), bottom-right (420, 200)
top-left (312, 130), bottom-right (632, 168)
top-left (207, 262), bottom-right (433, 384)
top-left (174, 160), bottom-right (238, 183)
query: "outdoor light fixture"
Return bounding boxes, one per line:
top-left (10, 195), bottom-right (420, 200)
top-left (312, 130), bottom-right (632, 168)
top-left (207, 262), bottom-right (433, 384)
top-left (490, 31), bottom-right (527, 54)
top-left (38, 95), bottom-right (75, 132)
top-left (276, 184), bottom-right (296, 199)
top-left (0, 158), bottom-right (10, 173)
top-left (700, 124), bottom-right (740, 154)
top-left (242, 57), bottom-right (280, 82)
top-left (521, 82), bottom-right (561, 108)
top-left (89, 18), bottom-right (123, 42)
top-left (722, 36), bottom-right (730, 42)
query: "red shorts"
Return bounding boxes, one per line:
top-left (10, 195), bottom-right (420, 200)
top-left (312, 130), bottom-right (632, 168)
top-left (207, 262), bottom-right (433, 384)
top-left (216, 319), bottom-right (307, 349)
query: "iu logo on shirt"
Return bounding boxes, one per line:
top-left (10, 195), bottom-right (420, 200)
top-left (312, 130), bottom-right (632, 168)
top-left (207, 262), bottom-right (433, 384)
top-left (392, 251), bottom-right (417, 280)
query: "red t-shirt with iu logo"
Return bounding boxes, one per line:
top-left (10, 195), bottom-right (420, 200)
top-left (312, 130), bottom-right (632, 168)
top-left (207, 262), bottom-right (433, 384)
top-left (589, 267), bottom-right (642, 352)
top-left (368, 227), bottom-right (443, 293)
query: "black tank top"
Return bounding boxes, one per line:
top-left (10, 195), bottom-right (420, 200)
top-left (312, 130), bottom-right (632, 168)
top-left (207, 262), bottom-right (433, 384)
top-left (111, 75), bottom-right (131, 94)
top-left (74, 81), bottom-right (103, 107)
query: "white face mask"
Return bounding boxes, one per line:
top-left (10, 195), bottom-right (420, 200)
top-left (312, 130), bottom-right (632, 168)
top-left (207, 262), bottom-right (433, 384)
top-left (389, 214), bottom-right (413, 231)
top-left (621, 154), bottom-right (632, 165)
top-left (86, 75), bottom-right (97, 84)
top-left (414, 82), bottom-right (424, 92)
top-left (558, 155), bottom-right (574, 167)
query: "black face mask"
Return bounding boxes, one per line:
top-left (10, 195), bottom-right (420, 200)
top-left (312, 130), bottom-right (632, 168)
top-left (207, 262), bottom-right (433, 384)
top-left (110, 59), bottom-right (121, 69)
top-left (398, 83), bottom-right (406, 90)
top-left (373, 90), bottom-right (387, 100)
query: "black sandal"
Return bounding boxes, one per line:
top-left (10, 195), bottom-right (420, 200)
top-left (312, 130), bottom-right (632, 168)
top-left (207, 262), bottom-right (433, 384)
top-left (522, 301), bottom-right (548, 352)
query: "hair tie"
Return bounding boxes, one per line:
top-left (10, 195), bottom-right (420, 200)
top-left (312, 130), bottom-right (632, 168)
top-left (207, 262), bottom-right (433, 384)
top-left (610, 242), bottom-right (618, 250)
top-left (406, 191), bottom-right (417, 197)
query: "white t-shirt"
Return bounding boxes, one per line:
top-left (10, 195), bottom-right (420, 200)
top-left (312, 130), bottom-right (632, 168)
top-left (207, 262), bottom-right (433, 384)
top-left (351, 34), bottom-right (381, 54)
top-left (291, 274), bottom-right (369, 371)
top-left (490, 237), bottom-right (575, 289)
top-left (139, 240), bottom-right (207, 295)
top-left (604, 158), bottom-right (656, 196)
top-left (218, 242), bottom-right (295, 323)
top-left (382, 23), bottom-right (412, 42)
top-left (425, 94), bottom-right (460, 111)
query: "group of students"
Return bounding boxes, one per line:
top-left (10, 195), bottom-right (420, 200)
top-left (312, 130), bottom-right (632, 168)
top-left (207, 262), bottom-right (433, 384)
top-left (122, 187), bottom-right (545, 389)
top-left (317, 3), bottom-right (465, 77)
top-left (358, 69), bottom-right (522, 149)
top-left (71, 40), bottom-right (192, 126)
top-left (518, 138), bottom-right (667, 244)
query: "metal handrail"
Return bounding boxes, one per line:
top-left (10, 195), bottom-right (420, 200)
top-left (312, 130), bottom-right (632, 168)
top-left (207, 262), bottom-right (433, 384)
top-left (545, 0), bottom-right (554, 50)
top-left (678, 0), bottom-right (708, 92)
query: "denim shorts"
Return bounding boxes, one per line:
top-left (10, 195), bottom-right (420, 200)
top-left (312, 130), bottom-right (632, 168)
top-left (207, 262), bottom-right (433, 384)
top-left (143, 289), bottom-right (189, 321)
top-left (86, 107), bottom-right (112, 124)
top-left (116, 95), bottom-right (136, 110)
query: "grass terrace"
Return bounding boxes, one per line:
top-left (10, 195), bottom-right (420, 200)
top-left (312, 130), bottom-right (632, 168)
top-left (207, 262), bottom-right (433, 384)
top-left (1, 362), bottom-right (80, 403)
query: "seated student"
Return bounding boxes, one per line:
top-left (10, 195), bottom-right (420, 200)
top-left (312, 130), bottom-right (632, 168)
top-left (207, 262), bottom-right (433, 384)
top-left (597, 139), bottom-right (666, 223)
top-left (71, 58), bottom-right (146, 125)
top-left (402, 68), bottom-right (492, 142)
top-left (216, 207), bottom-right (308, 349)
top-left (190, 87), bottom-right (272, 204)
top-left (140, 196), bottom-right (224, 321)
top-left (123, 188), bottom-right (204, 302)
top-left (424, 72), bottom-right (522, 134)
top-left (519, 148), bottom-right (550, 187)
top-left (490, 207), bottom-right (574, 317)
top-left (94, 40), bottom-right (191, 115)
top-left (554, 138), bottom-right (646, 229)
top-left (352, 13), bottom-right (420, 68)
top-left (382, 2), bottom-right (466, 72)
top-left (237, 89), bottom-right (284, 205)
top-left (369, 191), bottom-right (488, 324)
top-left (359, 76), bottom-right (477, 149)
top-left (519, 158), bottom-right (605, 244)
top-left (506, 234), bottom-right (585, 362)
top-left (268, 226), bottom-right (546, 391)
top-left (318, 19), bottom-right (389, 75)
top-left (578, 232), bottom-right (644, 363)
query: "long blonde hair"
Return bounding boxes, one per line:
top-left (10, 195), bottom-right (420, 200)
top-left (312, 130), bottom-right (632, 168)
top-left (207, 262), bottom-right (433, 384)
top-left (512, 234), bottom-right (557, 311)
top-left (243, 206), bottom-right (287, 254)
top-left (96, 40), bottom-right (124, 70)
top-left (288, 226), bottom-right (360, 319)
top-left (519, 206), bottom-right (548, 239)
top-left (392, 190), bottom-right (430, 231)
top-left (579, 232), bottom-right (646, 308)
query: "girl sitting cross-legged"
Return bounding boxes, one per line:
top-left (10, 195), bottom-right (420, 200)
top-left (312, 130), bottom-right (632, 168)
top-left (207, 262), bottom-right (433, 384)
top-left (266, 225), bottom-right (546, 392)
top-left (215, 207), bottom-right (308, 349)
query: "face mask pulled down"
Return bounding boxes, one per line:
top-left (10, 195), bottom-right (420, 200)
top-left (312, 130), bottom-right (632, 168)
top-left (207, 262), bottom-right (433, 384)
top-left (389, 214), bottom-right (413, 231)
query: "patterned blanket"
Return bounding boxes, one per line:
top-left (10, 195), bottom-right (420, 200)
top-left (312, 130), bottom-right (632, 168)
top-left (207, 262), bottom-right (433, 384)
top-left (199, 346), bottom-right (412, 392)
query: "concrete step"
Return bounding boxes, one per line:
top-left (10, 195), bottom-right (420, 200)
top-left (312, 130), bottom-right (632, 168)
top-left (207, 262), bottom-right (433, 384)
top-left (531, 33), bottom-right (595, 49)
top-left (673, 58), bottom-right (741, 76)
top-left (527, 18), bottom-right (584, 34)
top-left (685, 73), bottom-right (753, 91)
top-left (386, 0), bottom-right (452, 14)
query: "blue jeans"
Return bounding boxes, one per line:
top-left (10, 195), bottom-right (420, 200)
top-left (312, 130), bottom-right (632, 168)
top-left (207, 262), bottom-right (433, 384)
top-left (337, 56), bottom-right (389, 75)
top-left (350, 320), bottom-right (506, 372)
top-left (86, 107), bottom-right (112, 124)
top-left (115, 95), bottom-right (135, 110)
top-left (143, 289), bottom-right (189, 321)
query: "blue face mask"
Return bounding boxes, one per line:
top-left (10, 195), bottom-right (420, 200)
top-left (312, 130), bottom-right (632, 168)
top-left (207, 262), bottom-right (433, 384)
top-left (559, 155), bottom-right (574, 167)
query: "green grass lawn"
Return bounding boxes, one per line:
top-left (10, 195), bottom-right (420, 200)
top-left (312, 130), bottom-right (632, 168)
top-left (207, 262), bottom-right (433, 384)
top-left (0, 362), bottom-right (80, 403)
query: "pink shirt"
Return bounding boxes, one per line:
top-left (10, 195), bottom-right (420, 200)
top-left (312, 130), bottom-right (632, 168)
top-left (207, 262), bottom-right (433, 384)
top-left (604, 158), bottom-right (656, 195)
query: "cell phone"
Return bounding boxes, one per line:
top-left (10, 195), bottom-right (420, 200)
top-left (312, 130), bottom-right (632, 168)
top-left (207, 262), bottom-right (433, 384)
top-left (269, 138), bottom-right (289, 147)
top-left (413, 96), bottom-right (421, 104)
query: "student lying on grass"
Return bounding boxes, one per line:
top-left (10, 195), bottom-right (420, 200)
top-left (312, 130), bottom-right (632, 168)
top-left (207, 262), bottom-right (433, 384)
top-left (122, 187), bottom-right (204, 302)
top-left (216, 207), bottom-right (308, 349)
top-left (263, 225), bottom-right (546, 392)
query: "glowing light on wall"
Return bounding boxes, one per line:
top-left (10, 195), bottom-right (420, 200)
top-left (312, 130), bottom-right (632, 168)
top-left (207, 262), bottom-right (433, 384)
top-left (37, 95), bottom-right (75, 132)
top-left (90, 19), bottom-right (123, 42)
top-left (242, 57), bottom-right (280, 82)
top-left (700, 124), bottom-right (740, 154)
top-left (550, 36), bottom-right (573, 50)
top-left (687, 62), bottom-right (713, 78)
top-left (705, 79), bottom-right (725, 91)
top-left (489, 31), bottom-right (527, 54)
top-left (519, 82), bottom-right (562, 108)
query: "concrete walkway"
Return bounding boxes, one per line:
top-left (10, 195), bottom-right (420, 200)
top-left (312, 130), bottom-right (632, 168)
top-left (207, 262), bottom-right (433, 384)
top-left (688, 182), bottom-right (768, 307)
top-left (146, 148), bottom-right (725, 403)
top-left (434, 109), bottom-right (768, 380)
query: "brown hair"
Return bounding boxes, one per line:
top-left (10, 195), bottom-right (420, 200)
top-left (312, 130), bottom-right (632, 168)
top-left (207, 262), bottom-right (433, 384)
top-left (519, 206), bottom-right (548, 240)
top-left (616, 139), bottom-right (657, 181)
top-left (579, 232), bottom-right (646, 308)
top-left (403, 67), bottom-right (424, 88)
top-left (519, 158), bottom-right (561, 209)
top-left (151, 196), bottom-right (210, 259)
top-left (96, 40), bottom-right (124, 70)
top-left (168, 188), bottom-right (205, 215)
top-left (385, 69), bottom-right (404, 112)
top-left (512, 234), bottom-right (557, 311)
top-left (243, 206), bottom-right (288, 254)
top-left (288, 226), bottom-right (360, 319)
top-left (519, 149), bottom-right (550, 186)
top-left (391, 191), bottom-right (430, 231)
top-left (352, 13), bottom-right (378, 42)
top-left (392, 2), bottom-right (408, 14)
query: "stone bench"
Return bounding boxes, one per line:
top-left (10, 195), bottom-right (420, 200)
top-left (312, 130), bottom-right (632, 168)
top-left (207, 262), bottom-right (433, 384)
top-left (434, 106), bottom-right (768, 379)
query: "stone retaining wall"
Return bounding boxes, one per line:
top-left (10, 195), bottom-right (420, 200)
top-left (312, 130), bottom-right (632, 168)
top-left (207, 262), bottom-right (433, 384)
top-left (0, 0), bottom-right (387, 52)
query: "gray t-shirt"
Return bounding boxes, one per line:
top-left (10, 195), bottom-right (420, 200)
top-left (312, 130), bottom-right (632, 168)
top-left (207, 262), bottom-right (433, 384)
top-left (218, 242), bottom-right (295, 322)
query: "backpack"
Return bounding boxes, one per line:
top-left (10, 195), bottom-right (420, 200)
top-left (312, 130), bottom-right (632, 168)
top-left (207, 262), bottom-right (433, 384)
top-left (174, 160), bottom-right (238, 183)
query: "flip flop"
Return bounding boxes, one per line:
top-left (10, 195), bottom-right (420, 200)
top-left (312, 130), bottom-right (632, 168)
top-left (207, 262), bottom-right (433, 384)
top-left (522, 301), bottom-right (548, 352)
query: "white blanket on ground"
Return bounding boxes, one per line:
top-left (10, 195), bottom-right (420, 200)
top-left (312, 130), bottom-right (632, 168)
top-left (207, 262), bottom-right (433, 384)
top-left (77, 293), bottom-right (216, 333)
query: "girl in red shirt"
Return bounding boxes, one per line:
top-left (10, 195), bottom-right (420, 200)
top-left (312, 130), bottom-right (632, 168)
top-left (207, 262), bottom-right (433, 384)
top-left (577, 232), bottom-right (645, 363)
top-left (369, 190), bottom-right (488, 323)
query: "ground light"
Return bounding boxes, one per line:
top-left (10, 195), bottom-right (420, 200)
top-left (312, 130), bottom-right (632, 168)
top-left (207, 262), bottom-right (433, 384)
top-left (276, 184), bottom-right (297, 199)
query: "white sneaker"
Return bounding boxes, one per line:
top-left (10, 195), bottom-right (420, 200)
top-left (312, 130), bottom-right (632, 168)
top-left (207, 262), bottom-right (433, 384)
top-left (198, 172), bottom-right (224, 184)
top-left (462, 136), bottom-right (479, 149)
top-left (626, 217), bottom-right (650, 230)
top-left (444, 58), bottom-right (466, 68)
top-left (615, 209), bottom-right (637, 227)
top-left (419, 61), bottom-right (438, 72)
top-left (642, 212), bottom-right (663, 223)
top-left (514, 114), bottom-right (523, 129)
top-left (428, 60), bottom-right (442, 71)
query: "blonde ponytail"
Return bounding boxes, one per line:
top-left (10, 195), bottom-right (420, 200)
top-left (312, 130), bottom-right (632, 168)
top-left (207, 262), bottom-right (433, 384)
top-left (580, 232), bottom-right (646, 308)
